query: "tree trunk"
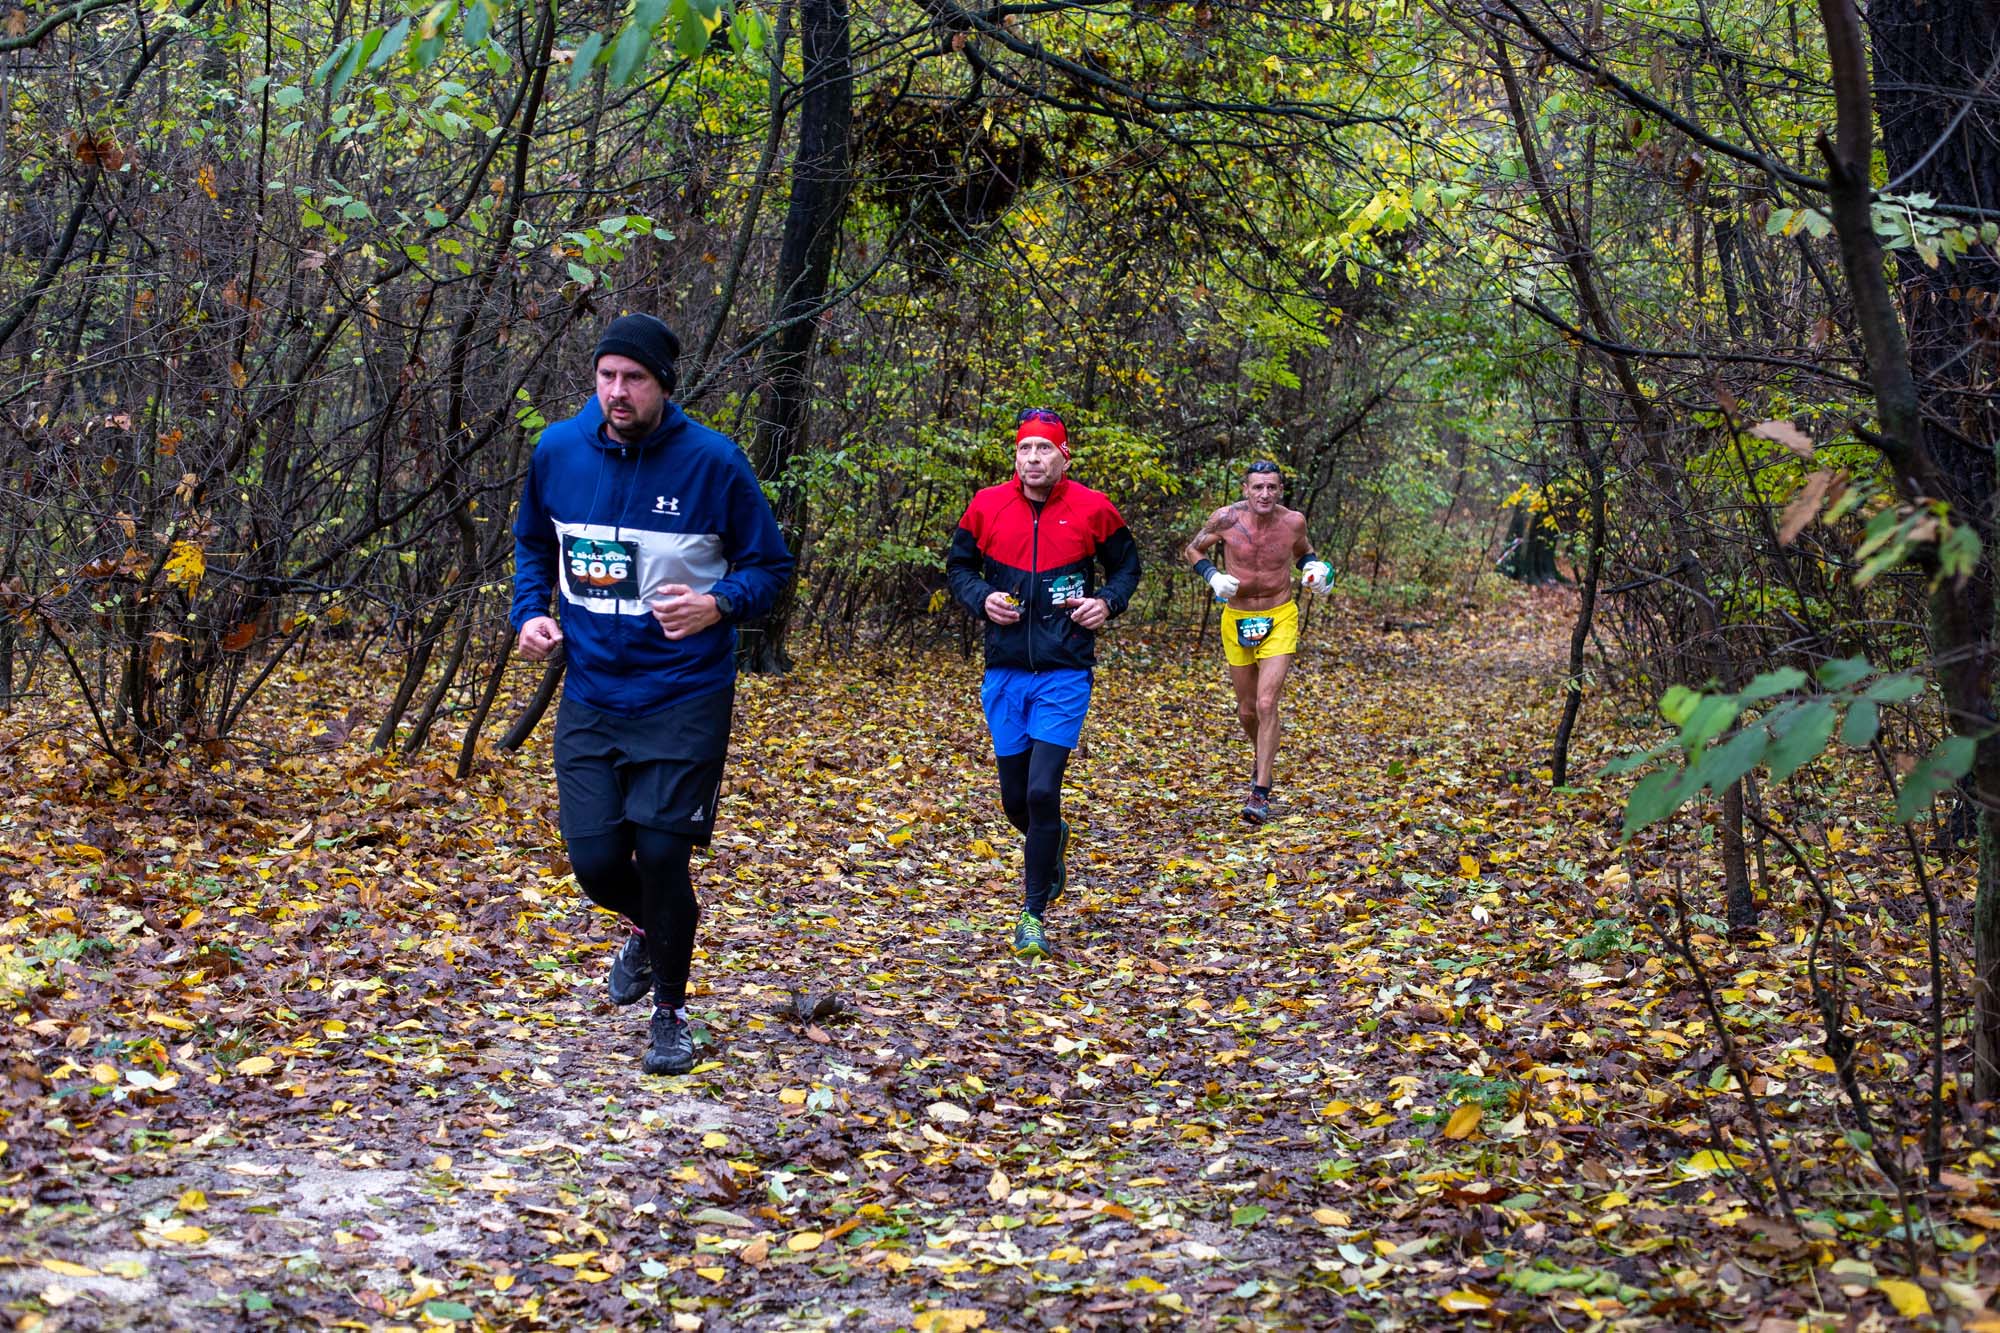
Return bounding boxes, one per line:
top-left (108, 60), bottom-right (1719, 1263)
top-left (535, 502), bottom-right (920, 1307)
top-left (1552, 376), bottom-right (1605, 788)
top-left (1864, 0), bottom-right (2000, 1096)
top-left (740, 0), bottom-right (852, 674)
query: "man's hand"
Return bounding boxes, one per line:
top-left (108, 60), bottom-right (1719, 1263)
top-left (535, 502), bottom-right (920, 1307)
top-left (984, 591), bottom-right (1022, 624)
top-left (649, 584), bottom-right (722, 640)
top-left (1206, 570), bottom-right (1240, 600)
top-left (1068, 596), bottom-right (1110, 630)
top-left (1301, 559), bottom-right (1332, 593)
top-left (517, 616), bottom-right (564, 661)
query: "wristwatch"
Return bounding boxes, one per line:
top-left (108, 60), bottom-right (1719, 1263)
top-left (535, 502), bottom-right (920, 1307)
top-left (711, 590), bottom-right (735, 621)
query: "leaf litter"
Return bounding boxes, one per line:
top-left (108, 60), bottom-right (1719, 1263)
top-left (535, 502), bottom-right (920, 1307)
top-left (0, 590), bottom-right (1994, 1329)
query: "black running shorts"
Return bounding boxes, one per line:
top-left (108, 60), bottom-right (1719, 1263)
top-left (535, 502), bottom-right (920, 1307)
top-left (553, 687), bottom-right (734, 847)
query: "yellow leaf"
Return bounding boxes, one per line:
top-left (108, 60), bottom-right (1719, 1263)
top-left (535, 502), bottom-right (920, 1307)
top-left (913, 1312), bottom-right (988, 1333)
top-left (234, 1056), bottom-right (275, 1076)
top-left (159, 1225), bottom-right (209, 1244)
top-left (778, 1088), bottom-right (807, 1105)
top-left (695, 1266), bottom-right (726, 1281)
top-left (987, 1170), bottom-right (1010, 1202)
top-left (787, 1231), bottom-right (824, 1253)
top-left (164, 540), bottom-right (206, 589)
top-left (970, 839), bottom-right (997, 858)
top-left (91, 1063), bottom-right (119, 1085)
top-left (177, 1189), bottom-right (208, 1213)
top-left (40, 1259), bottom-right (99, 1278)
top-left (1877, 1279), bottom-right (1931, 1318)
top-left (197, 164), bottom-right (218, 200)
top-left (888, 828), bottom-right (913, 846)
top-left (1439, 1289), bottom-right (1493, 1312)
top-left (548, 1252), bottom-right (594, 1267)
top-left (322, 1020), bottom-right (347, 1036)
top-left (1124, 1276), bottom-right (1165, 1294)
top-left (1459, 855), bottom-right (1481, 878)
top-left (1442, 1104), bottom-right (1483, 1140)
top-left (1681, 1149), bottom-right (1750, 1175)
top-left (701, 1131), bottom-right (728, 1149)
top-left (1826, 826), bottom-right (1847, 852)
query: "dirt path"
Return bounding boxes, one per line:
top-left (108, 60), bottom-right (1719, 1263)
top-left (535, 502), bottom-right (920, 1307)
top-left (5, 593), bottom-right (1773, 1330)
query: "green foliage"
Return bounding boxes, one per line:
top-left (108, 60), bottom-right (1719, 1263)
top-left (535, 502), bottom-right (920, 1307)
top-left (1609, 659), bottom-right (1974, 840)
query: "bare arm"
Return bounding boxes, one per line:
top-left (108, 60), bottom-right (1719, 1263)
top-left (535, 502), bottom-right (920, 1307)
top-left (1289, 512), bottom-right (1313, 561)
top-left (1184, 507), bottom-right (1235, 564)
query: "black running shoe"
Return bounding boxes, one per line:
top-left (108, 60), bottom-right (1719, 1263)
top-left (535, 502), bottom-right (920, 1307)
top-left (1047, 819), bottom-right (1072, 907)
top-left (608, 931), bottom-right (654, 1007)
top-left (642, 1006), bottom-right (695, 1075)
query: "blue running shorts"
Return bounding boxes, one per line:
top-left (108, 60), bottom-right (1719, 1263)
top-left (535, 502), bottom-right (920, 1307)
top-left (980, 666), bottom-right (1092, 756)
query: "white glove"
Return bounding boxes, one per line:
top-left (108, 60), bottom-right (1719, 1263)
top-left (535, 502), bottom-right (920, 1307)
top-left (1301, 559), bottom-right (1332, 592)
top-left (1206, 571), bottom-right (1240, 599)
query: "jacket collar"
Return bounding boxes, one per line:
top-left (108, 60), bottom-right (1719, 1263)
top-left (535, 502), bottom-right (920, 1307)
top-left (1013, 474), bottom-right (1070, 504)
top-left (591, 400), bottom-right (689, 453)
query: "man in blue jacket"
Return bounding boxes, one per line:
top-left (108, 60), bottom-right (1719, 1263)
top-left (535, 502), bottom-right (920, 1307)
top-left (512, 313), bottom-right (793, 1076)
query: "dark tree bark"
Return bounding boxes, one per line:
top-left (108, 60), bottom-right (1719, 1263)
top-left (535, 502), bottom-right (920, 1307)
top-left (740, 0), bottom-right (852, 674)
top-left (1861, 0), bottom-right (2000, 1095)
top-left (1552, 372), bottom-right (1605, 789)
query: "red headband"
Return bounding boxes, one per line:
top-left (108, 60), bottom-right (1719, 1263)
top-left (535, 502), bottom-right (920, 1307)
top-left (1016, 416), bottom-right (1069, 459)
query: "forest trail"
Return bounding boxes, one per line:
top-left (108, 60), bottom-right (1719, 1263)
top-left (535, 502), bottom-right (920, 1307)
top-left (4, 591), bottom-right (1905, 1330)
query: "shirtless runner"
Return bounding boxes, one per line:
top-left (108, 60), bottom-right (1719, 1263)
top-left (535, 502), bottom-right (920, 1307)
top-left (1183, 461), bottom-right (1330, 823)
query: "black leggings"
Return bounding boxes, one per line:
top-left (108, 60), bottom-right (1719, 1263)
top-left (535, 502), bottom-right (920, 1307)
top-left (568, 826), bottom-right (700, 1009)
top-left (996, 741), bottom-right (1070, 916)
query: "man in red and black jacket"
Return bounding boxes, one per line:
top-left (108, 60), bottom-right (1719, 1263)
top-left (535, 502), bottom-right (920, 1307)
top-left (946, 408), bottom-right (1143, 959)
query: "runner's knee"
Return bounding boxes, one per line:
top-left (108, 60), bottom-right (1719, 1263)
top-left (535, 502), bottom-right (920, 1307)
top-left (568, 830), bottom-right (636, 912)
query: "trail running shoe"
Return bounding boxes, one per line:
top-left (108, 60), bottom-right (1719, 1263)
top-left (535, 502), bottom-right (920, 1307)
top-left (642, 1006), bottom-right (695, 1075)
top-left (1012, 911), bottom-right (1051, 960)
top-left (1241, 788), bottom-right (1271, 825)
top-left (1047, 820), bottom-right (1072, 907)
top-left (608, 931), bottom-right (654, 1007)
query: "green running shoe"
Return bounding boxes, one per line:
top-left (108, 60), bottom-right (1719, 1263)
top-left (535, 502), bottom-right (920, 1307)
top-left (1012, 911), bottom-right (1051, 960)
top-left (1047, 820), bottom-right (1072, 907)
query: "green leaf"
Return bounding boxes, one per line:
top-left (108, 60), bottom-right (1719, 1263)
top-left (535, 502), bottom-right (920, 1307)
top-left (464, 0), bottom-right (491, 45)
top-left (1677, 694), bottom-right (1739, 754)
top-left (423, 1301), bottom-right (475, 1321)
top-left (1862, 673), bottom-right (1924, 704)
top-left (569, 31), bottom-right (605, 90)
top-left (1739, 667), bottom-right (1806, 702)
top-left (1232, 1204), bottom-right (1268, 1226)
top-left (1692, 727), bottom-right (1767, 795)
top-left (1765, 701), bottom-right (1837, 781)
top-left (1622, 767), bottom-right (1692, 839)
top-left (608, 18), bottom-right (651, 84)
top-left (1940, 521), bottom-right (1981, 582)
top-left (1659, 684), bottom-right (1702, 727)
top-left (327, 36), bottom-right (368, 98)
top-left (1816, 656), bottom-right (1872, 690)
top-left (1896, 735), bottom-right (1978, 823)
top-left (1600, 745), bottom-right (1670, 777)
top-left (1840, 699), bottom-right (1879, 749)
top-left (633, 0), bottom-right (670, 28)
top-left (368, 17), bottom-right (410, 70)
top-left (670, 0), bottom-right (711, 58)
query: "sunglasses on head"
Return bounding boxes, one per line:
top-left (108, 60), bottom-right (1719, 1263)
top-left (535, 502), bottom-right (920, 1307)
top-left (1018, 407), bottom-right (1065, 426)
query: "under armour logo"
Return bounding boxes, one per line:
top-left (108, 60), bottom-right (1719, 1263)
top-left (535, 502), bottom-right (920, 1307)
top-left (654, 496), bottom-right (680, 514)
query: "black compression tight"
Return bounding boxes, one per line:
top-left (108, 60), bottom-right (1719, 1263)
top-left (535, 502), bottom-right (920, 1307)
top-left (567, 826), bottom-right (701, 1010)
top-left (995, 742), bottom-right (1071, 917)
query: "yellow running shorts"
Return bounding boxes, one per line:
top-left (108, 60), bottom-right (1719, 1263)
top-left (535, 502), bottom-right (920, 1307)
top-left (1221, 600), bottom-right (1299, 667)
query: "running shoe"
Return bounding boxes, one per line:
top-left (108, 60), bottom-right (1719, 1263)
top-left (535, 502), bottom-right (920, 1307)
top-left (1047, 819), bottom-right (1072, 907)
top-left (642, 1006), bottom-right (695, 1075)
top-left (1012, 911), bottom-right (1051, 960)
top-left (1241, 788), bottom-right (1271, 825)
top-left (608, 930), bottom-right (654, 1007)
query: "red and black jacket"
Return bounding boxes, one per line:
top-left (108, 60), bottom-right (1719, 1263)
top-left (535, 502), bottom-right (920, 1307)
top-left (946, 477), bottom-right (1144, 672)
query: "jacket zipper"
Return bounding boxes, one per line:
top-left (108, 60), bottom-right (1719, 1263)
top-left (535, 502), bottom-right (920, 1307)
top-left (1027, 494), bottom-right (1040, 671)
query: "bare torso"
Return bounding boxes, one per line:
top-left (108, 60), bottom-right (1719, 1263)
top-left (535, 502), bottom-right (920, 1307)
top-left (1199, 504), bottom-right (1308, 611)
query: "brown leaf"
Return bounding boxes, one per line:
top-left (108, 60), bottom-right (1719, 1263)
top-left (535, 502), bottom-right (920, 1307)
top-left (1750, 419), bottom-right (1814, 458)
top-left (1778, 470), bottom-right (1834, 545)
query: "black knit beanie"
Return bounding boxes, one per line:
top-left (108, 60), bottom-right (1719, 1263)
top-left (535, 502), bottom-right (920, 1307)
top-left (595, 314), bottom-right (682, 395)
